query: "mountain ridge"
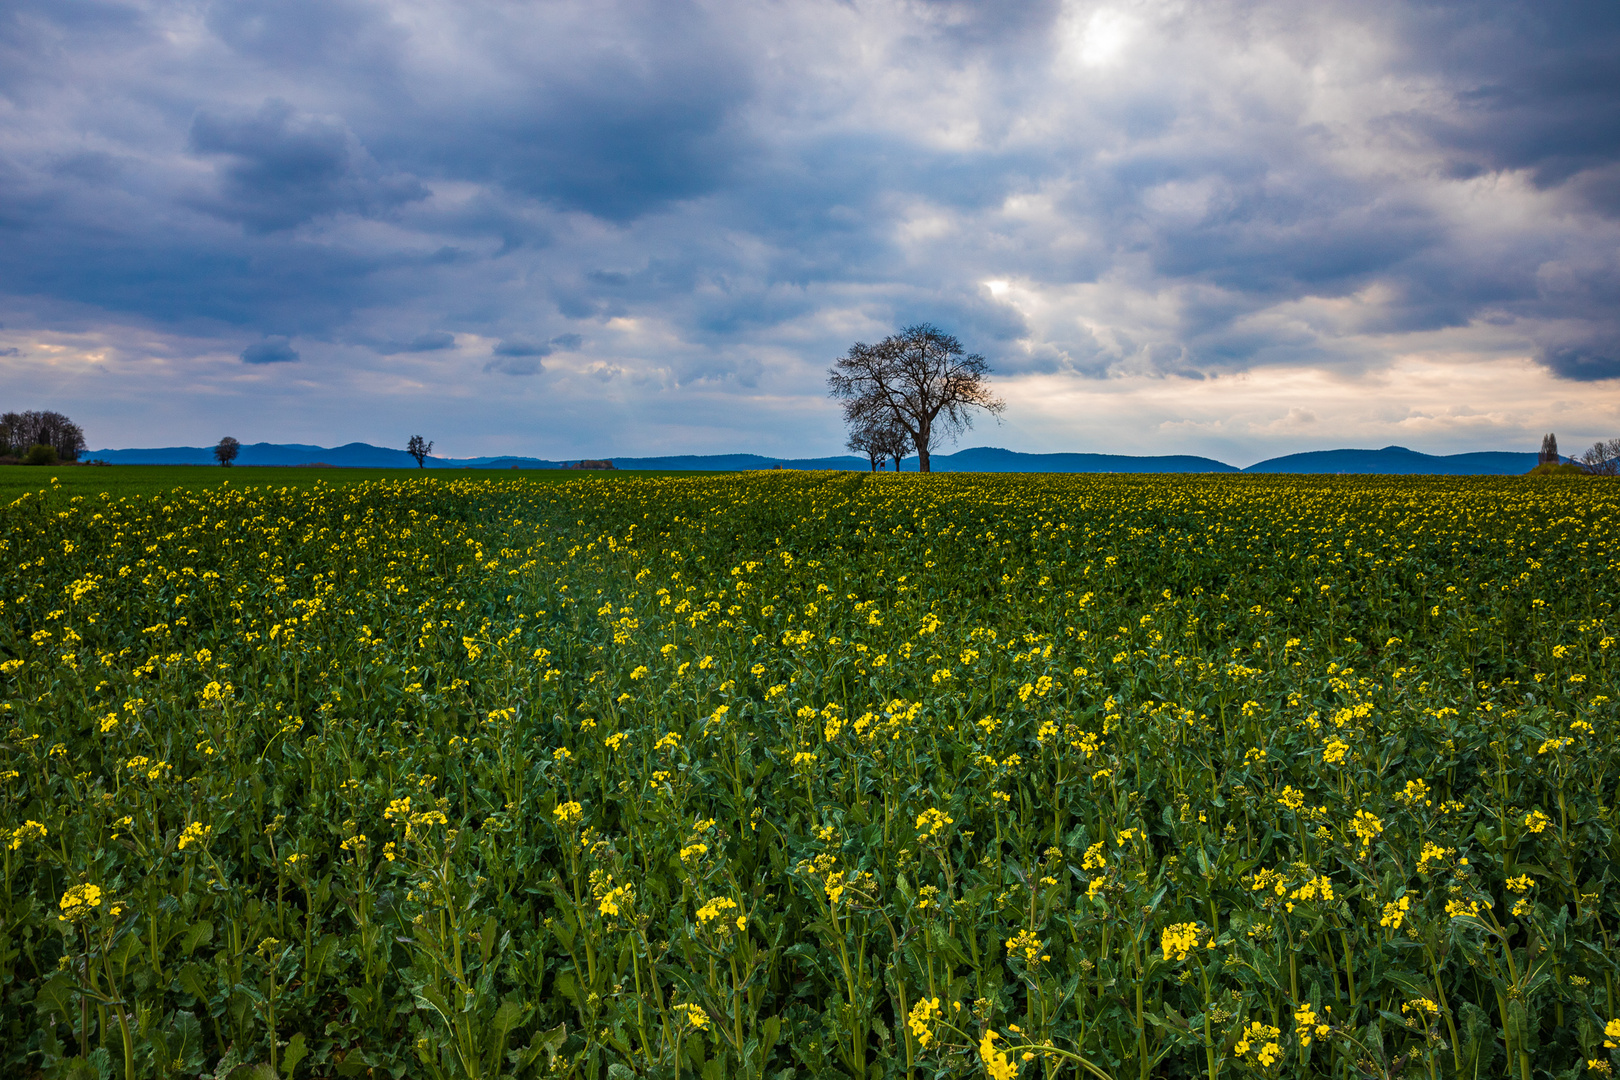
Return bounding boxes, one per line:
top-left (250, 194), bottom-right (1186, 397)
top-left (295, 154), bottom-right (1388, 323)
top-left (85, 441), bottom-right (1552, 474)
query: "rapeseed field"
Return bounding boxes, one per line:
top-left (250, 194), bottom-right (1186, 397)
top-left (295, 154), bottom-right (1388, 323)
top-left (1, 470), bottom-right (1616, 1080)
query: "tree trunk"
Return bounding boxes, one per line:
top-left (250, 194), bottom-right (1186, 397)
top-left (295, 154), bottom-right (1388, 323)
top-left (917, 447), bottom-right (930, 472)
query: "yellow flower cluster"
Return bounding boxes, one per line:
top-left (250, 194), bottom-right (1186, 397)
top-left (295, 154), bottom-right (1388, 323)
top-left (915, 807), bottom-right (953, 840)
top-left (1161, 922), bottom-right (1203, 962)
top-left (176, 821), bottom-right (212, 850)
top-left (1295, 1004), bottom-right (1331, 1047)
top-left (1234, 1020), bottom-right (1281, 1066)
top-left (906, 997), bottom-right (941, 1048)
top-left (979, 1030), bottom-right (1017, 1080)
top-left (1004, 929), bottom-right (1045, 965)
top-left (59, 882), bottom-right (103, 922)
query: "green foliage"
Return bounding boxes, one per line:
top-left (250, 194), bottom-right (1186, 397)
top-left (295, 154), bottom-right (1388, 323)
top-left (0, 472), bottom-right (1617, 1080)
top-left (23, 443), bottom-right (60, 466)
top-left (1527, 462), bottom-right (1586, 477)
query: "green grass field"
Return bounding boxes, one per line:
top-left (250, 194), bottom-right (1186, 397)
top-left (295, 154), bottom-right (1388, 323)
top-left (0, 465), bottom-right (717, 503)
top-left (1, 470), bottom-right (1616, 1080)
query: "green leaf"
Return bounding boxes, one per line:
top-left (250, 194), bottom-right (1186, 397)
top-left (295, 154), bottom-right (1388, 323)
top-left (170, 1010), bottom-right (206, 1073)
top-left (35, 970), bottom-right (77, 1022)
top-left (281, 1033), bottom-right (307, 1079)
top-left (492, 998), bottom-right (529, 1037)
top-left (223, 1066), bottom-right (278, 1080)
top-left (182, 920), bottom-right (215, 955)
top-left (177, 961), bottom-right (213, 1003)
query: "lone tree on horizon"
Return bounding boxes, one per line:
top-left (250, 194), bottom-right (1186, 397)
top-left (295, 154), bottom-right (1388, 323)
top-left (1540, 433), bottom-right (1559, 465)
top-left (828, 323), bottom-right (1003, 473)
top-left (407, 435), bottom-right (433, 468)
top-left (214, 436), bottom-right (240, 466)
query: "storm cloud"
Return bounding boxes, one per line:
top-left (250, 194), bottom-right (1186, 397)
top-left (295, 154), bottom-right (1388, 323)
top-left (1, 0), bottom-right (1617, 459)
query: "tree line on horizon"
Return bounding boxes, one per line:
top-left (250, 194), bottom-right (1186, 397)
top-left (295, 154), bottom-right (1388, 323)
top-left (5, 400), bottom-right (1618, 476)
top-left (0, 411), bottom-right (86, 465)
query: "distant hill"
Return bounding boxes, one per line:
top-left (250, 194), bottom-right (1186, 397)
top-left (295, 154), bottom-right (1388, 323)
top-left (90, 442), bottom-right (444, 468)
top-left (893, 447), bottom-right (1238, 473)
top-left (86, 441), bottom-right (1546, 475)
top-left (1241, 446), bottom-right (1541, 475)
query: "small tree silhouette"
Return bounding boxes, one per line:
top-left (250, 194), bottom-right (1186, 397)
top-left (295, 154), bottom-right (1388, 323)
top-left (1539, 433), bottom-right (1559, 465)
top-left (214, 436), bottom-right (240, 466)
top-left (407, 435), bottom-right (433, 468)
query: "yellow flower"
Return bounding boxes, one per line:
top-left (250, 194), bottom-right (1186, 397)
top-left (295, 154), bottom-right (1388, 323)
top-left (695, 895), bottom-right (739, 928)
top-left (553, 801), bottom-right (583, 827)
top-left (1349, 810), bottom-right (1383, 852)
top-left (177, 822), bottom-right (212, 851)
top-left (1295, 1005), bottom-right (1329, 1047)
top-left (598, 884), bottom-right (632, 917)
top-left (1161, 922), bottom-right (1202, 962)
top-left (1278, 786), bottom-right (1305, 811)
top-left (1446, 898), bottom-right (1482, 919)
top-left (673, 1003), bottom-right (709, 1030)
top-left (59, 883), bottom-right (103, 922)
top-left (980, 1031), bottom-right (1017, 1080)
top-left (1234, 1021), bottom-right (1281, 1066)
top-left (8, 820), bottom-right (47, 850)
top-left (1379, 895), bottom-right (1411, 929)
top-left (1005, 929), bottom-right (1043, 964)
top-left (907, 997), bottom-right (941, 1048)
top-left (915, 808), bottom-right (954, 839)
top-left (1523, 808), bottom-right (1551, 834)
top-left (1397, 778), bottom-right (1431, 806)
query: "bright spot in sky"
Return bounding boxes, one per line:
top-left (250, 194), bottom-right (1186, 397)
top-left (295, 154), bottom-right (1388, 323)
top-left (1077, 7), bottom-right (1136, 68)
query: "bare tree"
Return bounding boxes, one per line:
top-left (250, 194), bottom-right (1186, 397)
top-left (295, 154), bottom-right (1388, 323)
top-left (828, 324), bottom-right (1004, 473)
top-left (0, 410), bottom-right (85, 461)
top-left (1580, 437), bottom-right (1620, 477)
top-left (874, 421), bottom-right (911, 471)
top-left (1539, 433), bottom-right (1560, 466)
top-left (406, 435), bottom-right (433, 468)
top-left (846, 424), bottom-right (887, 472)
top-left (845, 415), bottom-right (911, 472)
top-left (214, 436), bottom-right (241, 466)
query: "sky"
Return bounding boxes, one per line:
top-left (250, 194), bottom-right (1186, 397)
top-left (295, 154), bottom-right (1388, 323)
top-left (1, 0), bottom-right (1618, 466)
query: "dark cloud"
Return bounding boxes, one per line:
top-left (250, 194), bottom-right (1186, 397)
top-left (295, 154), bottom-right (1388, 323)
top-left (189, 99), bottom-right (427, 232)
top-left (485, 337), bottom-right (572, 376)
top-left (484, 355), bottom-right (543, 377)
top-left (1538, 339), bottom-right (1620, 382)
top-left (1384, 1), bottom-right (1620, 200)
top-left (493, 339), bottom-right (551, 358)
top-left (377, 331), bottom-right (456, 355)
top-left (241, 337), bottom-right (300, 365)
